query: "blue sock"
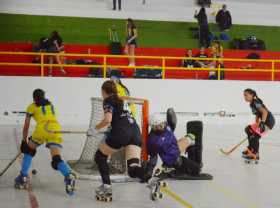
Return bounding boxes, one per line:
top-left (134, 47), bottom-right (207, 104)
top-left (21, 154), bottom-right (32, 176)
top-left (57, 161), bottom-right (71, 177)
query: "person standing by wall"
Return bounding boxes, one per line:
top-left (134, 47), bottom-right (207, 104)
top-left (194, 7), bottom-right (210, 48)
top-left (124, 18), bottom-right (138, 66)
top-left (113, 0), bottom-right (121, 11)
top-left (216, 4), bottom-right (232, 31)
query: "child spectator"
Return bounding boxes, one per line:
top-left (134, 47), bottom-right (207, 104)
top-left (196, 47), bottom-right (209, 68)
top-left (182, 50), bottom-right (199, 68)
top-left (211, 41), bottom-right (223, 58)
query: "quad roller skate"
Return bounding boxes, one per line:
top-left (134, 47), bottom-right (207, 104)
top-left (65, 172), bottom-right (77, 196)
top-left (147, 177), bottom-right (168, 201)
top-left (14, 172), bottom-right (29, 190)
top-left (242, 148), bottom-right (259, 164)
top-left (95, 184), bottom-right (112, 202)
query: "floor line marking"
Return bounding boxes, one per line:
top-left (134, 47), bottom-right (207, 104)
top-left (208, 181), bottom-right (259, 208)
top-left (161, 186), bottom-right (193, 208)
top-left (27, 181), bottom-right (39, 208)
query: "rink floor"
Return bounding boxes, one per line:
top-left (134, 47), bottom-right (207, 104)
top-left (1, 124), bottom-right (280, 208)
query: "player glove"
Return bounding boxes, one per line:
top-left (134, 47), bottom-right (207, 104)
top-left (259, 121), bottom-right (266, 133)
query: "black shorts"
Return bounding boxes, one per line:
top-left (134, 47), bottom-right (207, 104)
top-left (126, 37), bottom-right (137, 46)
top-left (265, 112), bottom-right (275, 129)
top-left (105, 121), bottom-right (142, 149)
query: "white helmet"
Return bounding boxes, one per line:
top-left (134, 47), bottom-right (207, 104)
top-left (149, 113), bottom-right (166, 128)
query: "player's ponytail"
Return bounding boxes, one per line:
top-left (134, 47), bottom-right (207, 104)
top-left (244, 88), bottom-right (263, 104)
top-left (33, 89), bottom-right (51, 106)
top-left (118, 79), bottom-right (130, 96)
top-left (102, 80), bottom-right (124, 110)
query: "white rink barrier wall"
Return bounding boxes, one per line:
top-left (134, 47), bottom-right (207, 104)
top-left (0, 77), bottom-right (279, 132)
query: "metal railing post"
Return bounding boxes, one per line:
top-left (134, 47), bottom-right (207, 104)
top-left (271, 61), bottom-right (275, 81)
top-left (162, 58), bottom-right (166, 79)
top-left (103, 56), bottom-right (107, 78)
top-left (217, 63), bottom-right (221, 80)
top-left (40, 53), bottom-right (44, 76)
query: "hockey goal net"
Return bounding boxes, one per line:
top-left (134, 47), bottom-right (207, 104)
top-left (68, 97), bottom-right (149, 178)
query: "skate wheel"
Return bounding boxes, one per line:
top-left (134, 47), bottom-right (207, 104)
top-left (151, 192), bottom-right (160, 201)
top-left (67, 192), bottom-right (75, 197)
top-left (105, 197), bottom-right (112, 202)
top-left (158, 192), bottom-right (163, 199)
top-left (96, 196), bottom-right (101, 201)
top-left (15, 183), bottom-right (27, 190)
top-left (154, 168), bottom-right (161, 176)
top-left (159, 181), bottom-right (168, 187)
top-left (14, 184), bottom-right (21, 189)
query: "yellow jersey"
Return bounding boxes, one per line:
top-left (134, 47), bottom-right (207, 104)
top-left (116, 83), bottom-right (128, 97)
top-left (116, 83), bottom-right (136, 118)
top-left (26, 103), bottom-right (58, 124)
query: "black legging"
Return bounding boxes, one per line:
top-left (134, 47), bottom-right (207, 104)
top-left (199, 26), bottom-right (210, 48)
top-left (113, 0), bottom-right (121, 10)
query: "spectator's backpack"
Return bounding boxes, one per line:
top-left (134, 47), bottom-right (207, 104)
top-left (109, 28), bottom-right (122, 55)
top-left (246, 53), bottom-right (260, 59)
top-left (134, 66), bottom-right (162, 79)
top-left (231, 36), bottom-right (265, 50)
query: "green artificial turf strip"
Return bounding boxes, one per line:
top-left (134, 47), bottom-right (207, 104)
top-left (1, 13), bottom-right (280, 51)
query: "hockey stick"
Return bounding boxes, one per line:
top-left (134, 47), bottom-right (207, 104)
top-left (44, 121), bottom-right (86, 134)
top-left (3, 111), bottom-right (26, 116)
top-left (0, 152), bottom-right (22, 177)
top-left (219, 138), bottom-right (247, 156)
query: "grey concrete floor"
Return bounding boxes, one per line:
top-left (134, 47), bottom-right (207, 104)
top-left (1, 124), bottom-right (280, 208)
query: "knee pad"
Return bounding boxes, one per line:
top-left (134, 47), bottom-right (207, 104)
top-left (245, 125), bottom-right (254, 138)
top-left (179, 156), bottom-right (201, 176)
top-left (245, 125), bottom-right (261, 140)
top-left (127, 158), bottom-right (144, 178)
top-left (20, 139), bottom-right (36, 157)
top-left (94, 150), bottom-right (108, 165)
top-left (51, 155), bottom-right (63, 170)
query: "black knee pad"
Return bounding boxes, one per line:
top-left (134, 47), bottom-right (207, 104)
top-left (248, 133), bottom-right (261, 153)
top-left (245, 125), bottom-right (255, 138)
top-left (186, 121), bottom-right (203, 165)
top-left (94, 150), bottom-right (108, 165)
top-left (51, 155), bottom-right (63, 170)
top-left (175, 156), bottom-right (201, 176)
top-left (127, 158), bottom-right (144, 178)
top-left (20, 139), bottom-right (36, 157)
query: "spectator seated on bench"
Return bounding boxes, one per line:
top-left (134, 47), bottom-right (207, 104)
top-left (182, 50), bottom-right (200, 68)
top-left (195, 47), bottom-right (209, 68)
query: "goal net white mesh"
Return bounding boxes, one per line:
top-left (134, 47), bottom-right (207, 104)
top-left (68, 97), bottom-right (149, 178)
